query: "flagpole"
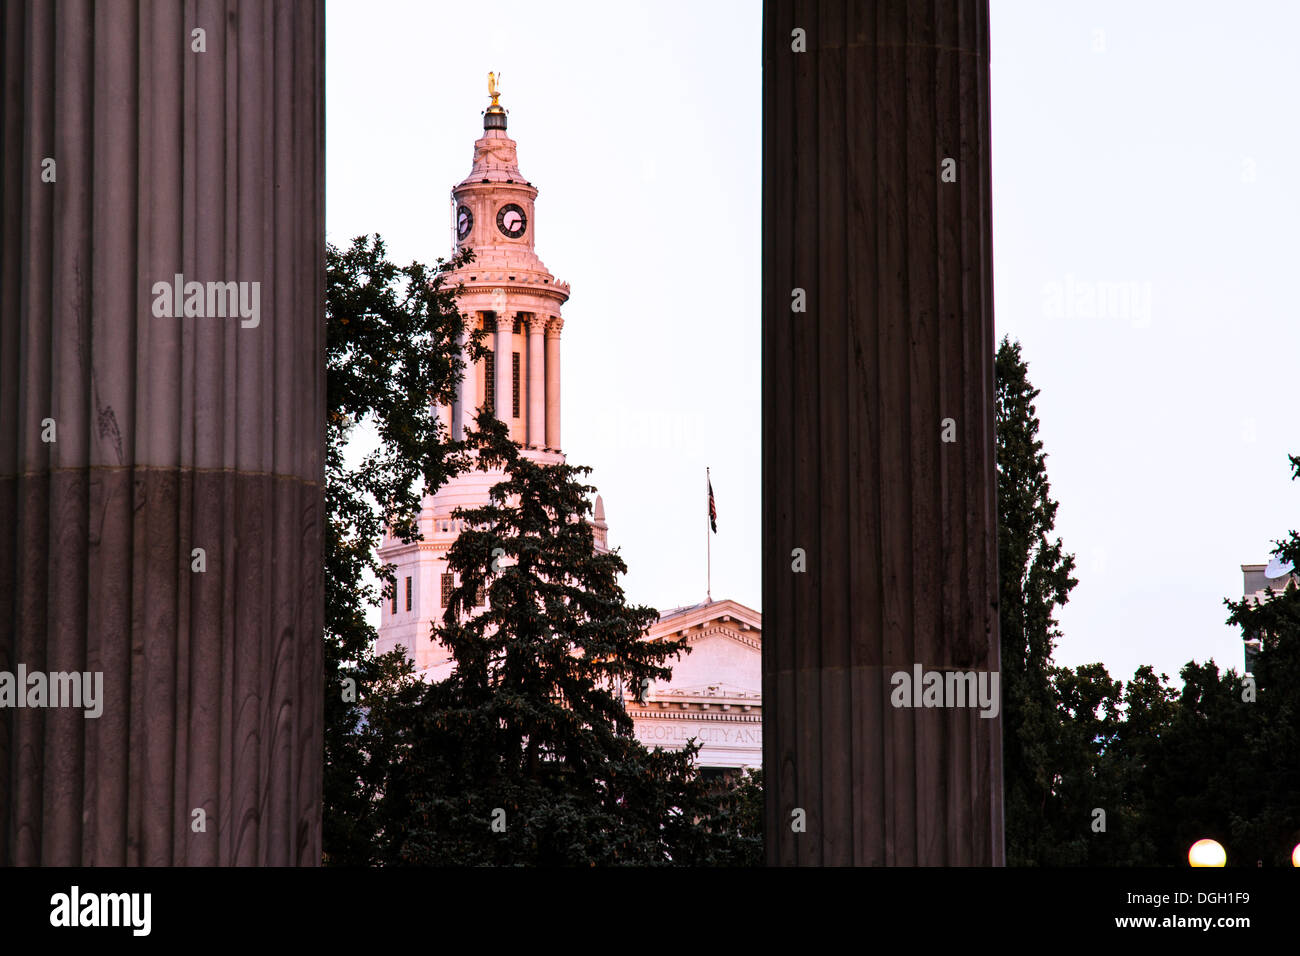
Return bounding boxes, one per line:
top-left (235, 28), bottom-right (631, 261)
top-left (706, 467), bottom-right (712, 604)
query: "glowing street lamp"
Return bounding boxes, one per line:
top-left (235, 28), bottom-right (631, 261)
top-left (1188, 839), bottom-right (1227, 867)
top-left (1292, 843), bottom-right (1300, 867)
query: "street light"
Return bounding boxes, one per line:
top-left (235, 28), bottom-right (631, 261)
top-left (1292, 843), bottom-right (1300, 867)
top-left (1188, 839), bottom-right (1227, 867)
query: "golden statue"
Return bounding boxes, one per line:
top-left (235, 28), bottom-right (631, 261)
top-left (488, 71), bottom-right (501, 108)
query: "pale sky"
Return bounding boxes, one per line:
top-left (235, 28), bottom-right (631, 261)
top-left (327, 1), bottom-right (1298, 688)
top-left (990, 0), bottom-right (1300, 684)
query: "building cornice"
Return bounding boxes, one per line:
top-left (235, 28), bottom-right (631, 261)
top-left (627, 706), bottom-right (762, 722)
top-left (446, 279), bottom-right (571, 304)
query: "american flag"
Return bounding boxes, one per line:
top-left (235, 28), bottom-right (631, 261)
top-left (707, 473), bottom-right (717, 533)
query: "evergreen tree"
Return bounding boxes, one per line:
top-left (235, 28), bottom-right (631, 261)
top-left (994, 337), bottom-right (1079, 864)
top-left (372, 415), bottom-right (761, 865)
top-left (996, 338), bottom-right (1174, 865)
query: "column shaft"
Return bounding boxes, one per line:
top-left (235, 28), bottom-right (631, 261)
top-left (455, 320), bottom-right (478, 440)
top-left (494, 313), bottom-right (513, 427)
top-left (435, 398), bottom-right (453, 440)
top-left (544, 317), bottom-right (563, 450)
top-left (762, 0), bottom-right (1002, 865)
top-left (527, 315), bottom-right (545, 447)
top-left (0, 0), bottom-right (325, 865)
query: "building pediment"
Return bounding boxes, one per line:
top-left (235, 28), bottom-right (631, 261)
top-left (650, 598), bottom-right (761, 645)
top-left (641, 600), bottom-right (761, 709)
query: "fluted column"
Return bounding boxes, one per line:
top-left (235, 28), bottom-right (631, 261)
top-left (526, 315), bottom-right (545, 447)
top-left (454, 318), bottom-right (478, 440)
top-left (763, 0), bottom-right (1002, 865)
top-left (494, 312), bottom-right (513, 426)
top-left (0, 0), bottom-right (325, 865)
top-left (544, 316), bottom-right (564, 450)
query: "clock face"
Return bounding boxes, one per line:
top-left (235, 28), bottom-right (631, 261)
top-left (456, 205), bottom-right (473, 240)
top-left (496, 203), bottom-right (527, 239)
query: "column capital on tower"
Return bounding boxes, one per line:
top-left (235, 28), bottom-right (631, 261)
top-left (545, 315), bottom-right (564, 337)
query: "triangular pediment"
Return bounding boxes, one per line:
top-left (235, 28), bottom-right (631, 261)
top-left (648, 598), bottom-right (761, 648)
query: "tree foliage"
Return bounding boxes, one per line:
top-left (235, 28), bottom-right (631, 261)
top-left (995, 336), bottom-right (1078, 864)
top-left (323, 234), bottom-right (482, 863)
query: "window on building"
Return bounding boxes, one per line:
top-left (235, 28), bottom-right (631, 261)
top-left (512, 352), bottom-right (521, 417)
top-left (441, 573), bottom-right (454, 607)
top-left (474, 584), bottom-right (485, 607)
top-left (513, 317), bottom-right (522, 334)
top-left (390, 586), bottom-right (397, 615)
top-left (484, 351), bottom-right (495, 413)
top-left (405, 576), bottom-right (412, 612)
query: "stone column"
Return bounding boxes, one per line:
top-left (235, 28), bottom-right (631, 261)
top-left (0, 1), bottom-right (324, 865)
top-left (454, 318), bottom-right (478, 440)
top-left (527, 314), bottom-right (546, 447)
top-left (763, 0), bottom-right (1003, 865)
top-left (434, 398), bottom-right (453, 440)
top-left (544, 316), bottom-right (564, 450)
top-left (494, 312), bottom-right (513, 426)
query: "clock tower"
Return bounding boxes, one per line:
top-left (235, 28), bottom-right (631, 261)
top-left (376, 76), bottom-right (602, 678)
top-left (440, 74), bottom-right (570, 455)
